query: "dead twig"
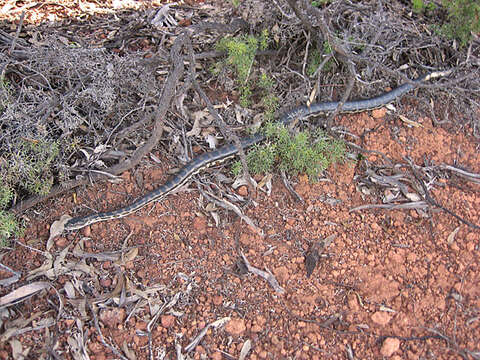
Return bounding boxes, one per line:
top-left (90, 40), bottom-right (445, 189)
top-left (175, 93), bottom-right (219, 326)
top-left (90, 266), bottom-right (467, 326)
top-left (198, 186), bottom-right (263, 236)
top-left (281, 170), bottom-right (304, 203)
top-left (405, 157), bottom-right (480, 230)
top-left (87, 301), bottom-right (129, 360)
top-left (240, 252), bottom-right (285, 294)
top-left (9, 11), bottom-right (25, 55)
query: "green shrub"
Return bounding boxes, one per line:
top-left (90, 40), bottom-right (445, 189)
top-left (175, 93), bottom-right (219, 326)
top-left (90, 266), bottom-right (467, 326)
top-left (13, 139), bottom-right (59, 196)
top-left (307, 41), bottom-right (334, 77)
top-left (441, 0), bottom-right (480, 47)
top-left (216, 35), bottom-right (258, 85)
top-left (412, 0), bottom-right (436, 13)
top-left (0, 210), bottom-right (20, 246)
top-left (233, 123), bottom-right (346, 180)
top-left (311, 0), bottom-right (332, 7)
top-left (0, 185), bottom-right (19, 246)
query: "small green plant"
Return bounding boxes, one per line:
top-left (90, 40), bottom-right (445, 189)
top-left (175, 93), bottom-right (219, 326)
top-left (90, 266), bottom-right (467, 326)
top-left (307, 41), bottom-right (334, 77)
top-left (232, 143), bottom-right (277, 177)
top-left (216, 33), bottom-right (277, 116)
top-left (259, 29), bottom-right (269, 51)
top-left (261, 93), bottom-right (279, 121)
top-left (233, 123), bottom-right (346, 180)
top-left (311, 0), bottom-right (331, 6)
top-left (412, 0), bottom-right (436, 13)
top-left (307, 49), bottom-right (322, 77)
top-left (0, 185), bottom-right (19, 246)
top-left (0, 139), bottom-right (59, 245)
top-left (258, 72), bottom-right (279, 120)
top-left (216, 35), bottom-right (258, 85)
top-left (0, 210), bottom-right (19, 246)
top-left (239, 84), bottom-right (252, 108)
top-left (216, 35), bottom-right (260, 108)
top-left (14, 139), bottom-right (60, 196)
top-left (441, 0), bottom-right (480, 47)
top-left (0, 184), bottom-right (13, 209)
top-left (230, 0), bottom-right (241, 8)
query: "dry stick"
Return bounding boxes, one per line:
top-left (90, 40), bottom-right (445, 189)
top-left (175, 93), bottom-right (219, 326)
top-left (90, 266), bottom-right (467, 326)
top-left (405, 157), bottom-right (480, 230)
top-left (87, 301), bottom-right (128, 360)
top-left (9, 11), bottom-right (25, 55)
top-left (286, 0), bottom-right (357, 129)
top-left (198, 186), bottom-right (263, 236)
top-left (291, 0), bottom-right (456, 87)
top-left (11, 34), bottom-right (187, 215)
top-left (184, 37), bottom-right (256, 194)
top-left (281, 170), bottom-right (304, 203)
top-left (240, 252), bottom-right (285, 294)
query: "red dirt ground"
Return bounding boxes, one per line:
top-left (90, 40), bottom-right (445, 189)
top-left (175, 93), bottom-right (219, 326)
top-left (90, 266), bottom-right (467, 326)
top-left (2, 107), bottom-right (479, 359)
top-left (0, 1), bottom-right (479, 360)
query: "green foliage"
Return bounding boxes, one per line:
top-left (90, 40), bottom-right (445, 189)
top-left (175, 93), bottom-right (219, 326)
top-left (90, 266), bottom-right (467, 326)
top-left (230, 0), bottom-right (241, 8)
top-left (261, 93), bottom-right (279, 121)
top-left (0, 185), bottom-right (13, 209)
top-left (216, 33), bottom-right (277, 117)
top-left (259, 29), bottom-right (269, 51)
top-left (307, 41), bottom-right (334, 77)
top-left (311, 0), bottom-right (331, 6)
top-left (239, 84), bottom-right (252, 108)
top-left (307, 49), bottom-right (322, 77)
top-left (412, 0), bottom-right (436, 13)
top-left (216, 35), bottom-right (258, 84)
top-left (232, 143), bottom-right (277, 177)
top-left (258, 72), bottom-right (275, 90)
top-left (0, 210), bottom-right (19, 246)
top-left (233, 123), bottom-right (346, 180)
top-left (0, 185), bottom-right (18, 246)
top-left (441, 0), bottom-right (480, 47)
top-left (14, 139), bottom-right (59, 196)
top-left (258, 72), bottom-right (278, 121)
top-left (0, 139), bottom-right (58, 245)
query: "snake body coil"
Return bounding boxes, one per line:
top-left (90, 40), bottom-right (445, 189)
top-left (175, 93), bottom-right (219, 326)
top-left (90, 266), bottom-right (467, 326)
top-left (64, 72), bottom-right (447, 230)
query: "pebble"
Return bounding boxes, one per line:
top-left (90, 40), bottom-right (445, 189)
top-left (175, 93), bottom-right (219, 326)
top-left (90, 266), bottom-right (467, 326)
top-left (225, 318), bottom-right (246, 336)
top-left (380, 337), bottom-right (400, 357)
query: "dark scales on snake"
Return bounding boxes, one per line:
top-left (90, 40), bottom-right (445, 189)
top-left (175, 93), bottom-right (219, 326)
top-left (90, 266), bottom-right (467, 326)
top-left (64, 71), bottom-right (449, 231)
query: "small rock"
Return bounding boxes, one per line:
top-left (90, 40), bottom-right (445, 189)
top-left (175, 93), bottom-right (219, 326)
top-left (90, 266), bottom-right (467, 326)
top-left (273, 266), bottom-right (289, 284)
top-left (380, 337), bottom-right (400, 357)
top-left (99, 278), bottom-right (112, 288)
top-left (55, 237), bottom-right (68, 248)
top-left (255, 315), bottom-right (266, 326)
top-left (372, 108), bottom-right (387, 118)
top-left (193, 216), bottom-right (207, 233)
top-left (99, 308), bottom-right (126, 329)
top-left (251, 324), bottom-right (262, 333)
top-left (195, 345), bottom-right (206, 354)
top-left (88, 342), bottom-right (104, 354)
top-left (211, 352), bottom-right (223, 360)
top-left (237, 185), bottom-right (248, 196)
top-left (81, 226), bottom-right (91, 237)
top-left (258, 350), bottom-right (268, 359)
top-left (347, 293), bottom-right (360, 311)
top-left (371, 311), bottom-right (392, 326)
top-left (225, 318), bottom-right (246, 336)
top-left (213, 295), bottom-right (223, 306)
top-left (239, 233), bottom-right (251, 246)
top-left (161, 315), bottom-right (175, 328)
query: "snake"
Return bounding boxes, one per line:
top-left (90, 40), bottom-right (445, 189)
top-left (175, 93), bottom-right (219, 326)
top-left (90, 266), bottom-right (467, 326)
top-left (64, 71), bottom-right (448, 231)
